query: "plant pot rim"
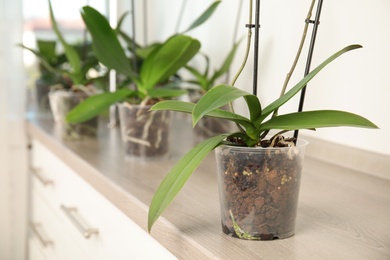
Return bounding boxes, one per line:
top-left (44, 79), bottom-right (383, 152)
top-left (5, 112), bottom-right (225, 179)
top-left (218, 138), bottom-right (309, 151)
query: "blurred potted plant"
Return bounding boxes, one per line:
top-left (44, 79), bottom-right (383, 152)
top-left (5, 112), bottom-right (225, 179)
top-left (184, 39), bottom-right (242, 142)
top-left (66, 2), bottom-right (220, 159)
top-left (42, 0), bottom-right (108, 139)
top-left (147, 1), bottom-right (379, 240)
top-left (19, 39), bottom-right (68, 112)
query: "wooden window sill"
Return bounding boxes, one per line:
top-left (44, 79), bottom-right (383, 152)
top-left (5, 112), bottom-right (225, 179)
top-left (26, 116), bottom-right (390, 259)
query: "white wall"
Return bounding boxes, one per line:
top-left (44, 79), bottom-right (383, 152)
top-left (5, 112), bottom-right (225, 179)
top-left (0, 0), bottom-right (28, 259)
top-left (135, 0), bottom-right (390, 156)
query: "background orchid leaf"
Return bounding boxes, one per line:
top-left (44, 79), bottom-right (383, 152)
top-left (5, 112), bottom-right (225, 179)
top-left (81, 6), bottom-right (134, 78)
top-left (211, 39), bottom-right (242, 83)
top-left (48, 0), bottom-right (83, 83)
top-left (139, 35), bottom-right (201, 90)
top-left (182, 1), bottom-right (222, 34)
top-left (146, 88), bottom-right (187, 99)
top-left (66, 88), bottom-right (135, 124)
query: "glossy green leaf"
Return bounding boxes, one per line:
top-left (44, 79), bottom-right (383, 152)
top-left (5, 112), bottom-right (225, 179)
top-left (66, 88), bottom-right (135, 124)
top-left (259, 110), bottom-right (379, 131)
top-left (81, 6), bottom-right (134, 78)
top-left (146, 88), bottom-right (187, 98)
top-left (193, 85), bottom-right (261, 126)
top-left (48, 0), bottom-right (82, 82)
top-left (182, 1), bottom-right (221, 33)
top-left (255, 44), bottom-right (363, 126)
top-left (148, 133), bottom-right (228, 232)
top-left (140, 35), bottom-right (201, 90)
top-left (151, 100), bottom-right (251, 127)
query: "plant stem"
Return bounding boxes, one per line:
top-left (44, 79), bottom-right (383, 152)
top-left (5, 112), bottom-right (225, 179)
top-left (229, 0), bottom-right (254, 134)
top-left (226, 0), bottom-right (244, 83)
top-left (230, 0), bottom-right (253, 87)
top-left (273, 0), bottom-right (316, 117)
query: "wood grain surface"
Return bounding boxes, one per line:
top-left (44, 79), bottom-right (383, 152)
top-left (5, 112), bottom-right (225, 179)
top-left (26, 115), bottom-right (390, 260)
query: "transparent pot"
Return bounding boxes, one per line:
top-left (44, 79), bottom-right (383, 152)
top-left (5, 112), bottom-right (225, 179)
top-left (48, 90), bottom-right (98, 139)
top-left (35, 79), bottom-right (52, 113)
top-left (215, 140), bottom-right (308, 240)
top-left (118, 103), bottom-right (172, 160)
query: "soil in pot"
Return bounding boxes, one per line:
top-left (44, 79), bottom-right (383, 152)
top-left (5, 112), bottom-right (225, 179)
top-left (215, 138), bottom-right (307, 240)
top-left (118, 103), bottom-right (172, 160)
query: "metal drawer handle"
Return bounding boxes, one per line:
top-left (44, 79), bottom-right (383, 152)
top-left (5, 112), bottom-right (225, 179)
top-left (30, 222), bottom-right (53, 248)
top-left (61, 205), bottom-right (99, 239)
top-left (31, 168), bottom-right (54, 186)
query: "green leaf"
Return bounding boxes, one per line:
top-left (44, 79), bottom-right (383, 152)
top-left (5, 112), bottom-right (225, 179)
top-left (17, 44), bottom-right (59, 75)
top-left (148, 133), bottom-right (228, 232)
top-left (259, 110), bottom-right (379, 131)
top-left (193, 85), bottom-right (260, 126)
top-left (211, 39), bottom-right (242, 83)
top-left (136, 43), bottom-right (161, 60)
top-left (146, 88), bottom-right (187, 98)
top-left (140, 35), bottom-right (201, 90)
top-left (66, 88), bottom-right (135, 124)
top-left (182, 1), bottom-right (221, 33)
top-left (115, 11), bottom-right (129, 31)
top-left (48, 0), bottom-right (82, 82)
top-left (185, 65), bottom-right (209, 91)
top-left (256, 44), bottom-right (363, 126)
top-left (37, 40), bottom-right (57, 65)
top-left (81, 6), bottom-right (134, 78)
top-left (151, 100), bottom-right (251, 127)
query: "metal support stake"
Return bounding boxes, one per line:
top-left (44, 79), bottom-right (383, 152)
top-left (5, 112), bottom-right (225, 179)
top-left (294, 0), bottom-right (324, 141)
top-left (252, 0), bottom-right (261, 95)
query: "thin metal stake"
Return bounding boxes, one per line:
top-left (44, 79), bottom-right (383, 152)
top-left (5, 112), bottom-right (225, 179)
top-left (252, 0), bottom-right (261, 96)
top-left (294, 0), bottom-right (324, 141)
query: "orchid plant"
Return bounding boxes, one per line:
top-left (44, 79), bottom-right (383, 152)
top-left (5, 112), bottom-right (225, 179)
top-left (147, 43), bottom-right (378, 231)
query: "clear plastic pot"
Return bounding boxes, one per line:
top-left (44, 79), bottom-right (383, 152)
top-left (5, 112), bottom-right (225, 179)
top-left (215, 140), bottom-right (308, 240)
top-left (48, 90), bottom-right (98, 139)
top-left (118, 103), bottom-right (172, 160)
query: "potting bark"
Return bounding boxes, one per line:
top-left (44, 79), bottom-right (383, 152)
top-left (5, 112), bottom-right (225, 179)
top-left (215, 143), bottom-right (305, 240)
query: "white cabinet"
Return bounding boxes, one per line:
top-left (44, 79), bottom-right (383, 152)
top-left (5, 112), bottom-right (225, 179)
top-left (28, 139), bottom-right (177, 260)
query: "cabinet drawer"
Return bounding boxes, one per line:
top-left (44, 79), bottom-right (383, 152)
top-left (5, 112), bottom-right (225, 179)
top-left (30, 190), bottom-right (88, 260)
top-left (30, 139), bottom-right (177, 260)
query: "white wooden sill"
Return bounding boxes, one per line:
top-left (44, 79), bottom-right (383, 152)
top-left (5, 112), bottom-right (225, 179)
top-left (26, 116), bottom-right (390, 260)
